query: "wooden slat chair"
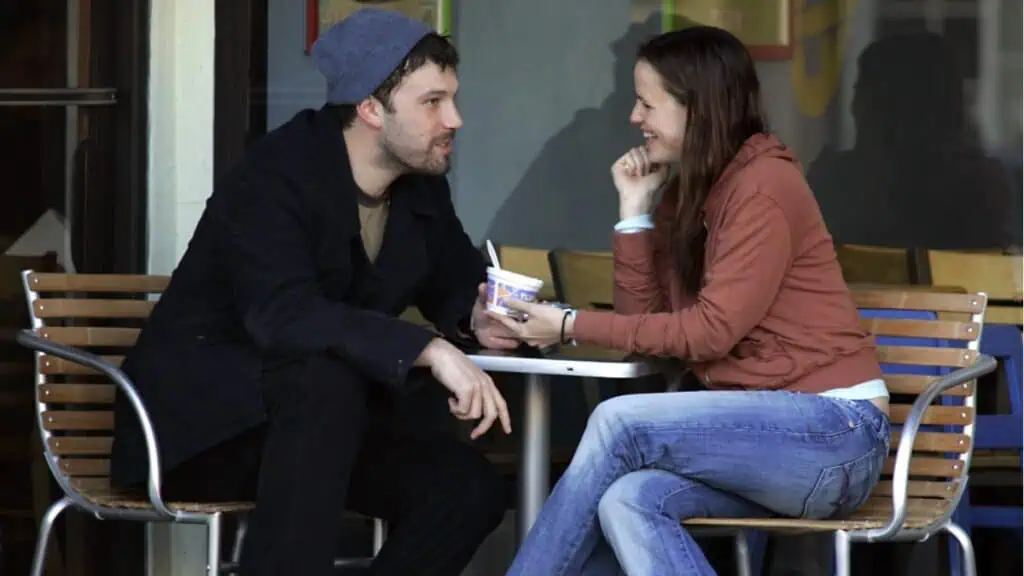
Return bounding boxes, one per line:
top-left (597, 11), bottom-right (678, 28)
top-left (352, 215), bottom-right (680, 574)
top-left (0, 254), bottom-right (64, 575)
top-left (835, 244), bottom-right (919, 285)
top-left (926, 250), bottom-right (1022, 464)
top-left (684, 289), bottom-right (997, 576)
top-left (927, 249), bottom-right (1022, 326)
top-left (547, 249), bottom-right (687, 404)
top-left (547, 249), bottom-right (614, 310)
top-left (16, 271), bottom-right (384, 576)
top-left (545, 249), bottom-right (618, 414)
top-left (925, 250), bottom-right (1023, 559)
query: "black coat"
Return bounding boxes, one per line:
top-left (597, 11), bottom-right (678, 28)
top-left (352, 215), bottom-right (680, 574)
top-left (111, 107), bottom-right (485, 486)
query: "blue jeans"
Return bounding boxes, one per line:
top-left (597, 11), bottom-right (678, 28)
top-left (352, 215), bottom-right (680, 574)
top-left (506, 390), bottom-right (890, 575)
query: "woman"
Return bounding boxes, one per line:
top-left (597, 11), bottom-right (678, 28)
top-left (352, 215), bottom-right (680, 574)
top-left (493, 26), bottom-right (891, 576)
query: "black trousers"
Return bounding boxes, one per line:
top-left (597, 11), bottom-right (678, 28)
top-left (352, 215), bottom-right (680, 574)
top-left (161, 353), bottom-right (507, 576)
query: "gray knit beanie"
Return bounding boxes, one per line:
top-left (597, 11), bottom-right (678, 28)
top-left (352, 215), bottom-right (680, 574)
top-left (311, 8), bottom-right (433, 104)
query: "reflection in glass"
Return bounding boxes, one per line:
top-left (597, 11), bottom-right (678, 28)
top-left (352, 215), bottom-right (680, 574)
top-left (809, 30), bottom-right (1018, 250)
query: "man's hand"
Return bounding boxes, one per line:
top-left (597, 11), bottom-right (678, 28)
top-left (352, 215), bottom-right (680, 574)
top-left (417, 338), bottom-right (512, 439)
top-left (471, 283), bottom-right (520, 350)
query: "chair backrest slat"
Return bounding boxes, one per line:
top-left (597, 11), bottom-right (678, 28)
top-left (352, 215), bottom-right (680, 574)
top-left (27, 273), bottom-right (170, 293)
top-left (40, 355), bottom-right (125, 375)
top-left (874, 480), bottom-right (954, 499)
top-left (884, 374), bottom-right (972, 397)
top-left (39, 383), bottom-right (115, 404)
top-left (876, 346), bottom-right (976, 368)
top-left (888, 404), bottom-right (972, 426)
top-left (39, 327), bottom-right (141, 347)
top-left (47, 436), bottom-right (113, 456)
top-left (33, 299), bottom-right (155, 319)
top-left (890, 431), bottom-right (969, 453)
top-left (858, 318), bottom-right (979, 340)
top-left (852, 290), bottom-right (985, 314)
top-left (41, 410), bottom-right (114, 431)
top-left (882, 456), bottom-right (963, 478)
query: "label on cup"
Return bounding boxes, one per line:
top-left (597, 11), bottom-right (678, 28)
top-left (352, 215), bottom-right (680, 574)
top-left (486, 278), bottom-right (538, 319)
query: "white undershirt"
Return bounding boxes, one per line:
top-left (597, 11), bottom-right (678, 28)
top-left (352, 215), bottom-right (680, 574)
top-left (819, 378), bottom-right (889, 400)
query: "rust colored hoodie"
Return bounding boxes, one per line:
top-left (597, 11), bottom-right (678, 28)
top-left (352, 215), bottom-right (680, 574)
top-left (573, 133), bottom-right (882, 393)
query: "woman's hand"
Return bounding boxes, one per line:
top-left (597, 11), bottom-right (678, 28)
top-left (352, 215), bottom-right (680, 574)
top-left (611, 146), bottom-right (669, 219)
top-left (485, 300), bottom-right (573, 349)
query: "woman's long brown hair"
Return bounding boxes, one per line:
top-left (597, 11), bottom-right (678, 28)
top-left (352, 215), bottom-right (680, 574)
top-left (637, 26), bottom-right (767, 293)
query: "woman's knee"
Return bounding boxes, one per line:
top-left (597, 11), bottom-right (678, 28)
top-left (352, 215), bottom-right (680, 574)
top-left (597, 471), bottom-right (648, 528)
top-left (583, 395), bottom-right (636, 442)
top-left (577, 394), bottom-right (656, 461)
top-left (598, 470), bottom-right (684, 519)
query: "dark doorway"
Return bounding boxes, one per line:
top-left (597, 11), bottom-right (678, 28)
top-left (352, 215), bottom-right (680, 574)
top-left (215, 0), bottom-right (269, 183)
top-left (0, 1), bottom-right (148, 574)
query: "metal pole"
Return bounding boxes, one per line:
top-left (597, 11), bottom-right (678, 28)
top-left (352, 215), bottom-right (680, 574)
top-left (517, 373), bottom-right (550, 545)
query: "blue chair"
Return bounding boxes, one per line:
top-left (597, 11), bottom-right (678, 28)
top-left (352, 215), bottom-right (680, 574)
top-left (925, 250), bottom-right (1024, 564)
top-left (947, 322), bottom-right (1023, 574)
top-left (973, 324), bottom-right (1023, 450)
top-left (863, 307), bottom-right (961, 576)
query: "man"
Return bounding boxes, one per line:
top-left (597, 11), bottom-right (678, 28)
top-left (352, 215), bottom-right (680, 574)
top-left (111, 9), bottom-right (518, 575)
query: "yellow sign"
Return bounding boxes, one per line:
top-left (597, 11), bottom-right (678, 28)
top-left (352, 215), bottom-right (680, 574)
top-left (790, 0), bottom-right (858, 117)
top-left (662, 0), bottom-right (790, 47)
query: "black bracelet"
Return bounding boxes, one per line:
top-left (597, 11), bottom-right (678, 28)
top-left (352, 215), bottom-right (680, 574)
top-left (559, 309), bottom-right (573, 345)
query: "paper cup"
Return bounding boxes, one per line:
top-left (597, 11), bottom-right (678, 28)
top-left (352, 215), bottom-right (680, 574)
top-left (486, 267), bottom-right (544, 319)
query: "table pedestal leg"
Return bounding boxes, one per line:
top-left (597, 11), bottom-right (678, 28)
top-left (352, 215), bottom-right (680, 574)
top-left (517, 373), bottom-right (550, 545)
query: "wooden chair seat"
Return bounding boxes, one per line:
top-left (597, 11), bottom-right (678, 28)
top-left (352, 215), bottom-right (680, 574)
top-left (79, 489), bottom-right (256, 514)
top-left (685, 496), bottom-right (951, 533)
top-left (82, 487), bottom-right (390, 518)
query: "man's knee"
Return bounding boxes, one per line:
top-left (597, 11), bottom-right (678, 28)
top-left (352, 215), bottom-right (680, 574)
top-left (266, 352), bottom-right (370, 405)
top-left (436, 444), bottom-right (507, 531)
top-left (390, 372), bottom-right (459, 437)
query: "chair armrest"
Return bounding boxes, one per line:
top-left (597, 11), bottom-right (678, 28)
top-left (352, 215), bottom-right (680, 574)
top-left (863, 353), bottom-right (997, 541)
top-left (16, 329), bottom-right (177, 520)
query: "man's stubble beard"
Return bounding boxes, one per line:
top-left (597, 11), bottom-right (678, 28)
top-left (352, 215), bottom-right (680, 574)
top-left (378, 120), bottom-right (451, 176)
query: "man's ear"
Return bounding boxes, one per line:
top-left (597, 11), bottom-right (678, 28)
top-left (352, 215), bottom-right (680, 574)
top-left (355, 96), bottom-right (384, 129)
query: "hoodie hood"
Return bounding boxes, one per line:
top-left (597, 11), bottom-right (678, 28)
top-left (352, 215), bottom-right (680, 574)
top-left (706, 133), bottom-right (799, 214)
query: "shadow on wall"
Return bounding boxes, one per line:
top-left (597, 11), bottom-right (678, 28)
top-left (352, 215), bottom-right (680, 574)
top-left (807, 31), bottom-right (1020, 251)
top-left (483, 13), bottom-right (672, 251)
